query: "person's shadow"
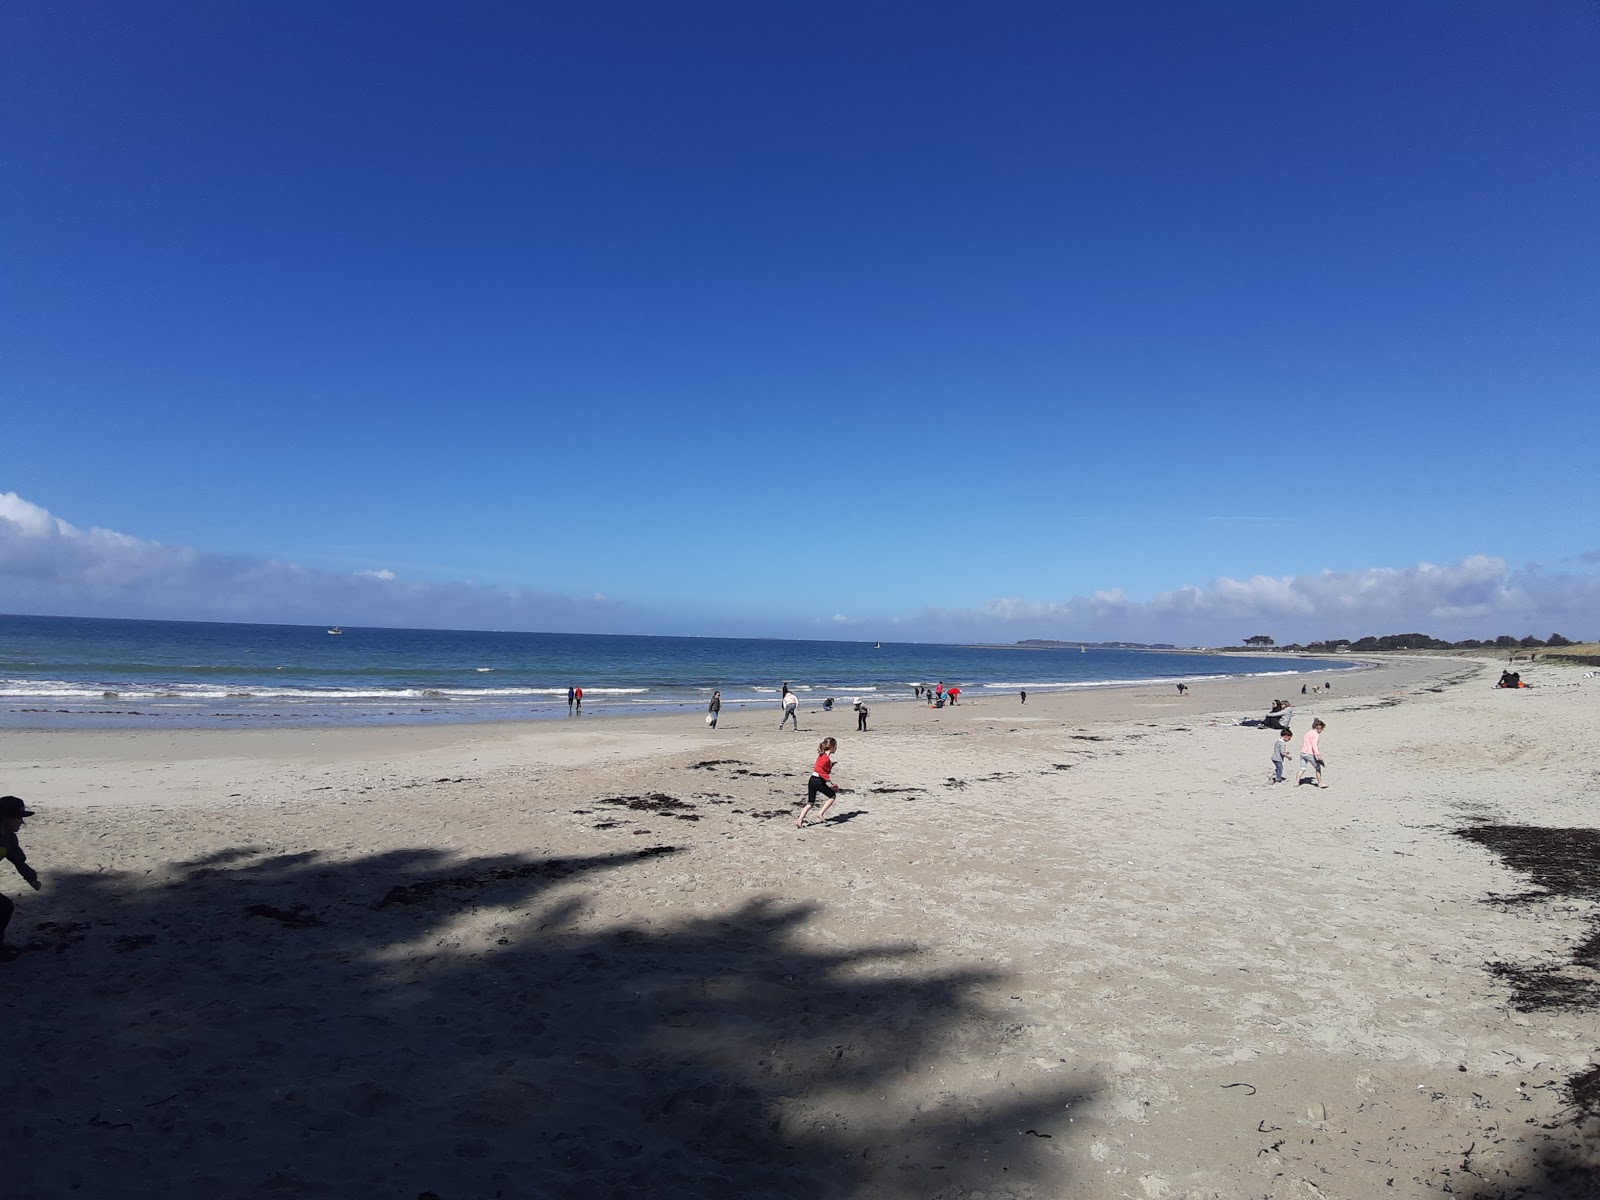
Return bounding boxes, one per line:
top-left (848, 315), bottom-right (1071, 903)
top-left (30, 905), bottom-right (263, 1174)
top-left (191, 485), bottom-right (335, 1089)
top-left (6, 839), bottom-right (1096, 1198)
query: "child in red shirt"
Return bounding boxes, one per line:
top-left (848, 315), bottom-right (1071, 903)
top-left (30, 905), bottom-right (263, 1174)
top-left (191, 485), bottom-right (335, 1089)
top-left (796, 737), bottom-right (840, 829)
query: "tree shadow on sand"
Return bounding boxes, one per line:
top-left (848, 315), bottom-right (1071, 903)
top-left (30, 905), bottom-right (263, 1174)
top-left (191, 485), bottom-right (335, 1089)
top-left (4, 842), bottom-right (1095, 1199)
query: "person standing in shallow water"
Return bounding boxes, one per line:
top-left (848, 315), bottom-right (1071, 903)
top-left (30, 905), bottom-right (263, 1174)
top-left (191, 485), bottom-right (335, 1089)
top-left (796, 738), bottom-right (839, 828)
top-left (567, 686), bottom-right (575, 715)
top-left (574, 686), bottom-right (583, 713)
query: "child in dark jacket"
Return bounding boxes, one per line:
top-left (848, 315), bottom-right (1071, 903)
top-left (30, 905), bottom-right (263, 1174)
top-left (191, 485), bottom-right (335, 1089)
top-left (1, 795), bottom-right (42, 959)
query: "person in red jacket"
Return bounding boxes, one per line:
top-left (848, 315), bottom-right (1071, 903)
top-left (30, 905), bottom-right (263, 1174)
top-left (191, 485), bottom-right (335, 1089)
top-left (795, 737), bottom-right (840, 829)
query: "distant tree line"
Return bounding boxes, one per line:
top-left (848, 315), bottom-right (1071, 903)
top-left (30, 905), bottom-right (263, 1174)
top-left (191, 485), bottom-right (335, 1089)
top-left (1232, 633), bottom-right (1577, 652)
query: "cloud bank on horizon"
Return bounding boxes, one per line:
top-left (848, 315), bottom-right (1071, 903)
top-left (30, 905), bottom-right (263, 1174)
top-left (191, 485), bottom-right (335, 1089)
top-left (3, 492), bottom-right (1594, 645)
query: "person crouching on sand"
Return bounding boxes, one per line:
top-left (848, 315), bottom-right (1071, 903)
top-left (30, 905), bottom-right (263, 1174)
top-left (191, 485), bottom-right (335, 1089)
top-left (1297, 719), bottom-right (1327, 788)
top-left (779, 689), bottom-right (800, 731)
top-left (796, 737), bottom-right (839, 828)
top-left (1, 795), bottom-right (42, 961)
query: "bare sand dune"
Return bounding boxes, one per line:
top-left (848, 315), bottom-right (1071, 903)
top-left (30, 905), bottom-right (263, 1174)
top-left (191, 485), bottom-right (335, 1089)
top-left (2, 655), bottom-right (1596, 1198)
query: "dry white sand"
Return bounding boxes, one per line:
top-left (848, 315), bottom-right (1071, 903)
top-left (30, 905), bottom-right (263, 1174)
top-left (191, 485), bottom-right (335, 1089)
top-left (3, 654), bottom-right (1597, 1199)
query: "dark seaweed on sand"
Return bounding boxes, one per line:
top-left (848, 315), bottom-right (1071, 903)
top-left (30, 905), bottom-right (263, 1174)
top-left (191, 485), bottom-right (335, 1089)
top-left (374, 845), bottom-right (681, 908)
top-left (1565, 1064), bottom-right (1600, 1122)
top-left (1456, 825), bottom-right (1600, 1014)
top-left (1455, 823), bottom-right (1600, 1138)
top-left (600, 793), bottom-right (696, 813)
top-left (1455, 826), bottom-right (1600, 902)
top-left (246, 903), bottom-right (323, 928)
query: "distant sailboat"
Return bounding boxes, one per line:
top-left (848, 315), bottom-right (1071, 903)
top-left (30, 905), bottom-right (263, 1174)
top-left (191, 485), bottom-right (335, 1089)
top-left (874, 641), bottom-right (881, 648)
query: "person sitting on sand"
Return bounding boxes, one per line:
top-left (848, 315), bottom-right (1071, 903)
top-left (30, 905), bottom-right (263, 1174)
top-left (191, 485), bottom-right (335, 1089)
top-left (1261, 701), bottom-right (1293, 731)
top-left (796, 737), bottom-right (840, 828)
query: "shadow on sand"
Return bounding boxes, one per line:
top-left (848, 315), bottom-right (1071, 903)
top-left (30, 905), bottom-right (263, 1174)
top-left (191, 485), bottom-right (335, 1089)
top-left (5, 842), bottom-right (1095, 1198)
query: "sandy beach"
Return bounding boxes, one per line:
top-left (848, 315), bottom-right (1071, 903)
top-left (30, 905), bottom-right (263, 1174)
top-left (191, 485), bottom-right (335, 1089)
top-left (3, 654), bottom-right (1596, 1199)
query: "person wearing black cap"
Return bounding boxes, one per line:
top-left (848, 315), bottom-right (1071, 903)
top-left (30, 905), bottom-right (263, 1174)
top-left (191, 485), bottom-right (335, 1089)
top-left (1, 795), bottom-right (42, 959)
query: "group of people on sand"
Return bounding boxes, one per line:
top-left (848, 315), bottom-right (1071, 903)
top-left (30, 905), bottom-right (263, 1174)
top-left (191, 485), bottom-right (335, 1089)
top-left (705, 682), bottom-right (875, 734)
top-left (698, 677), bottom-right (974, 832)
top-left (1242, 696), bottom-right (1328, 787)
top-left (913, 682), bottom-right (960, 707)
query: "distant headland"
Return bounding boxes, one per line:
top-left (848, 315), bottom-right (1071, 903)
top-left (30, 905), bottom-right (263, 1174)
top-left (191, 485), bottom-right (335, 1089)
top-left (1010, 640), bottom-right (1179, 650)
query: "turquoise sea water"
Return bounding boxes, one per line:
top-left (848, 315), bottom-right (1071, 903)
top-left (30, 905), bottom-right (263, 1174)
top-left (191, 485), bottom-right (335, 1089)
top-left (0, 614), bottom-right (1358, 729)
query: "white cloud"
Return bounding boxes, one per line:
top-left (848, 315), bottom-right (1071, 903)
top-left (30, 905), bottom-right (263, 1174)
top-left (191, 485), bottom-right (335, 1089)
top-left (4, 491), bottom-right (1596, 643)
top-left (908, 556), bottom-right (1600, 645)
top-left (0, 492), bottom-right (622, 632)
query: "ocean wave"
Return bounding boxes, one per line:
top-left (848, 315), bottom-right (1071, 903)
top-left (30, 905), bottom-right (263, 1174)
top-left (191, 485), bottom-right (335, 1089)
top-left (0, 680), bottom-right (648, 702)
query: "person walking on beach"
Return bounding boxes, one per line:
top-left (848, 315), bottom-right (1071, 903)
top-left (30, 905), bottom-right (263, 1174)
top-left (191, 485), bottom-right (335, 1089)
top-left (567, 686), bottom-right (576, 715)
top-left (1020, 690), bottom-right (1027, 704)
top-left (854, 697), bottom-right (869, 731)
top-left (796, 737), bottom-right (839, 828)
top-left (1, 795), bottom-right (42, 961)
top-left (1297, 719), bottom-right (1327, 788)
top-left (1271, 728), bottom-right (1293, 783)
top-left (779, 689), bottom-right (800, 731)
top-left (707, 690), bottom-right (722, 729)
top-left (574, 686), bottom-right (583, 713)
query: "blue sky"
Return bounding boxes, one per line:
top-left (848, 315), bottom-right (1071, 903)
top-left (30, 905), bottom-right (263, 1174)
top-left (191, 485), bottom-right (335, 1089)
top-left (3, 2), bottom-right (1597, 644)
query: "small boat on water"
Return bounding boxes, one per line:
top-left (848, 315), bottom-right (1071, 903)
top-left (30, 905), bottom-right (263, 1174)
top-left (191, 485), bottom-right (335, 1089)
top-left (874, 641), bottom-right (881, 648)
top-left (327, 627), bottom-right (344, 636)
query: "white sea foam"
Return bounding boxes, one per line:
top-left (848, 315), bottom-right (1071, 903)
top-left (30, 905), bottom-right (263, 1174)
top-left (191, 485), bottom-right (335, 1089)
top-left (0, 679), bottom-right (647, 702)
